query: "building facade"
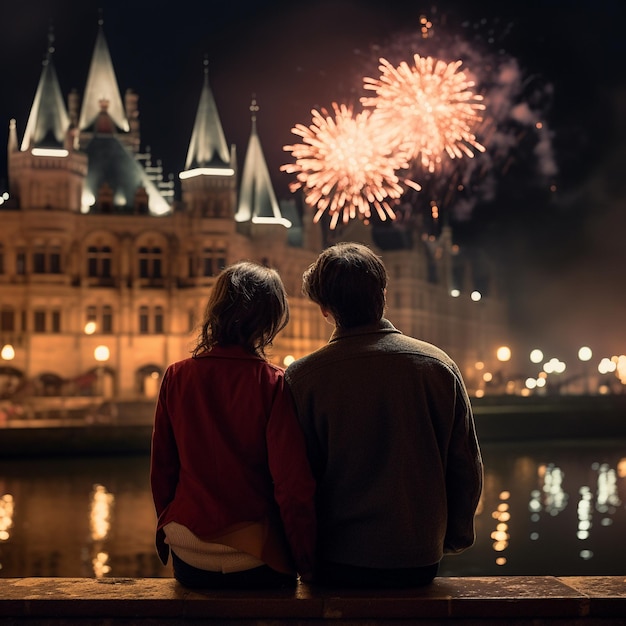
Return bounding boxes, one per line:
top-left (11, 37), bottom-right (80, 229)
top-left (0, 25), bottom-right (509, 402)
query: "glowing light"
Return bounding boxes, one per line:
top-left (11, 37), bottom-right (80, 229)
top-left (281, 103), bottom-right (420, 229)
top-left (0, 494), bottom-right (14, 542)
top-left (616, 354), bottom-right (626, 385)
top-left (250, 216), bottom-right (292, 228)
top-left (84, 322), bottom-right (97, 335)
top-left (598, 358), bottom-right (616, 374)
top-left (90, 484), bottom-right (114, 542)
top-left (93, 551), bottom-right (111, 577)
top-left (496, 346), bottom-right (511, 362)
top-left (470, 290), bottom-right (482, 301)
top-left (525, 378), bottom-right (537, 389)
top-left (450, 288), bottom-right (460, 297)
top-left (362, 55), bottom-right (486, 173)
top-left (283, 355), bottom-right (295, 367)
top-left (179, 167), bottom-right (235, 179)
top-left (1, 344), bottom-right (15, 361)
top-left (578, 346), bottom-right (593, 362)
top-left (32, 148), bottom-right (69, 157)
top-left (543, 358), bottom-right (566, 374)
top-left (94, 345), bottom-right (110, 363)
top-left (530, 349), bottom-right (544, 364)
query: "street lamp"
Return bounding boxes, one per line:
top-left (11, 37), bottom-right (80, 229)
top-left (1, 344), bottom-right (15, 361)
top-left (578, 346), bottom-right (592, 394)
top-left (94, 345), bottom-right (110, 397)
top-left (496, 346), bottom-right (511, 394)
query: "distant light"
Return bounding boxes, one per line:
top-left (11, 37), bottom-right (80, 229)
top-left (616, 355), bottom-right (626, 384)
top-left (450, 288), bottom-right (460, 297)
top-left (543, 357), bottom-right (566, 374)
top-left (483, 372), bottom-right (493, 382)
top-left (525, 378), bottom-right (537, 389)
top-left (598, 358), bottom-right (616, 375)
top-left (251, 216), bottom-right (292, 228)
top-left (32, 148), bottom-right (69, 157)
top-left (578, 346), bottom-right (592, 362)
top-left (536, 377), bottom-right (546, 388)
top-left (530, 349), bottom-right (544, 364)
top-left (475, 361), bottom-right (485, 370)
top-left (470, 290), bottom-right (482, 302)
top-left (94, 345), bottom-right (110, 363)
top-left (179, 167), bottom-right (235, 179)
top-left (81, 191), bottom-right (96, 212)
top-left (114, 192), bottom-right (127, 206)
top-left (1, 344), bottom-right (15, 361)
top-left (283, 355), bottom-right (295, 367)
top-left (84, 321), bottom-right (97, 335)
top-left (475, 389), bottom-right (485, 398)
top-left (496, 346), bottom-right (511, 362)
top-left (2, 192), bottom-right (8, 200)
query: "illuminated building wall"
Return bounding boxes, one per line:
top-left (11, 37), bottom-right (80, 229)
top-left (0, 26), bottom-right (508, 400)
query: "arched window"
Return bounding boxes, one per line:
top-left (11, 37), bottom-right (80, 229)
top-left (87, 245), bottom-right (112, 278)
top-left (138, 247), bottom-right (162, 279)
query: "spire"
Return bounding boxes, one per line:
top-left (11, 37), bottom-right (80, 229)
top-left (183, 58), bottom-right (231, 171)
top-left (8, 119), bottom-right (18, 154)
top-left (78, 17), bottom-right (129, 132)
top-left (20, 28), bottom-right (70, 151)
top-left (235, 96), bottom-right (291, 228)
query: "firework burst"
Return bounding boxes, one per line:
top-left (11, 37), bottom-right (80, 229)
top-left (281, 103), bottom-right (420, 229)
top-left (361, 55), bottom-right (486, 173)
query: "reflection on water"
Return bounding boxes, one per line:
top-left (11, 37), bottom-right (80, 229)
top-left (0, 441), bottom-right (625, 578)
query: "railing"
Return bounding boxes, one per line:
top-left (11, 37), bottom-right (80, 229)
top-left (1, 576), bottom-right (625, 624)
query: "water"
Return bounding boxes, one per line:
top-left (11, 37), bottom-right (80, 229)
top-left (0, 440), bottom-right (625, 579)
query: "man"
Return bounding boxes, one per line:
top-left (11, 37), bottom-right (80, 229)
top-left (285, 242), bottom-right (483, 588)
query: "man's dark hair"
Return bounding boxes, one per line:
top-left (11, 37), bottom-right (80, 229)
top-left (302, 242), bottom-right (387, 328)
top-left (193, 261), bottom-right (289, 357)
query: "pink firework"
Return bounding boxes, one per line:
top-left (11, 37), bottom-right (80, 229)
top-left (361, 55), bottom-right (486, 173)
top-left (281, 103), bottom-right (420, 230)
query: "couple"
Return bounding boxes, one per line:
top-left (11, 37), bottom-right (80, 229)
top-left (150, 242), bottom-right (483, 589)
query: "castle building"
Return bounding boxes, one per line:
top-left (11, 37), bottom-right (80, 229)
top-left (0, 24), bottom-right (509, 402)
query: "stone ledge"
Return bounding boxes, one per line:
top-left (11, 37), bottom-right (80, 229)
top-left (0, 576), bottom-right (625, 624)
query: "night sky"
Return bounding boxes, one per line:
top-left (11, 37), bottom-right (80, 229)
top-left (1, 0), bottom-right (625, 369)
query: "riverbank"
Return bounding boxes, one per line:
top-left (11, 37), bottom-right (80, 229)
top-left (1, 395), bottom-right (625, 458)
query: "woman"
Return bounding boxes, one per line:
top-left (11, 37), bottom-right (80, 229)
top-left (150, 261), bottom-right (316, 588)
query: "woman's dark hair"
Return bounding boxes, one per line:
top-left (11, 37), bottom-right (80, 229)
top-left (192, 261), bottom-right (289, 358)
top-left (302, 242), bottom-right (387, 328)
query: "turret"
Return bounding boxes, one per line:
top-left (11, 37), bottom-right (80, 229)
top-left (9, 29), bottom-right (87, 211)
top-left (179, 58), bottom-right (237, 222)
